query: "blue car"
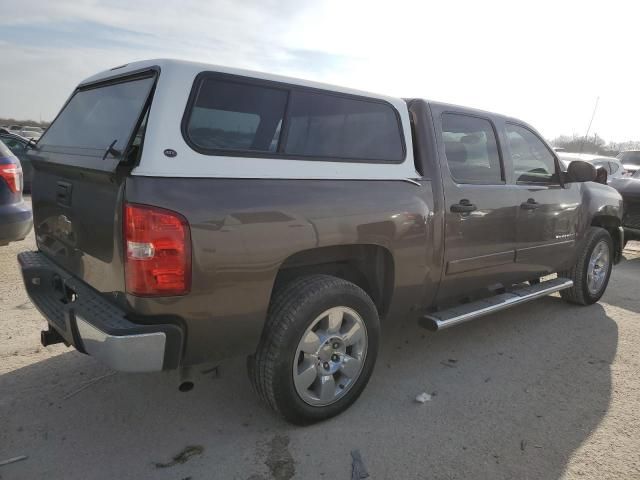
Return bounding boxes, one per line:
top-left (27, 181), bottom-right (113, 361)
top-left (0, 139), bottom-right (32, 245)
top-left (0, 132), bottom-right (33, 191)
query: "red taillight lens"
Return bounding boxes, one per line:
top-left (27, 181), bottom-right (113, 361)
top-left (124, 203), bottom-right (191, 296)
top-left (0, 163), bottom-right (22, 193)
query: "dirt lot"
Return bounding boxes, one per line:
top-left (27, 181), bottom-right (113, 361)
top-left (1, 230), bottom-right (639, 480)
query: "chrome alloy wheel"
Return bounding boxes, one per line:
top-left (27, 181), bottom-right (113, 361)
top-left (292, 306), bottom-right (368, 406)
top-left (587, 239), bottom-right (610, 295)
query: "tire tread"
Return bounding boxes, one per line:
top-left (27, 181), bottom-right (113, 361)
top-left (559, 226), bottom-right (612, 305)
top-left (249, 275), bottom-right (377, 423)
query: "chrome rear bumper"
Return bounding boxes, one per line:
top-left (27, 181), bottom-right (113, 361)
top-left (76, 316), bottom-right (167, 372)
top-left (18, 251), bottom-right (183, 372)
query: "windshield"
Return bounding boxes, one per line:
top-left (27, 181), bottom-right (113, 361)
top-left (633, 169), bottom-right (640, 179)
top-left (39, 75), bottom-right (155, 156)
top-left (618, 152), bottom-right (640, 164)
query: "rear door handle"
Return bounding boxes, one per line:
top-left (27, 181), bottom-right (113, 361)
top-left (520, 198), bottom-right (539, 210)
top-left (450, 199), bottom-right (477, 213)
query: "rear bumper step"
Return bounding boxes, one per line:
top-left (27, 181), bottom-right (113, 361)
top-left (18, 251), bottom-right (184, 372)
top-left (420, 277), bottom-right (573, 331)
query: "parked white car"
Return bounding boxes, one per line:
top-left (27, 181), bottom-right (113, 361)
top-left (558, 153), bottom-right (627, 179)
top-left (17, 126), bottom-right (43, 140)
top-left (617, 151), bottom-right (640, 175)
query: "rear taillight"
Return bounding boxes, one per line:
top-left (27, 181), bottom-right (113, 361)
top-left (0, 162), bottom-right (22, 193)
top-left (124, 203), bottom-right (191, 296)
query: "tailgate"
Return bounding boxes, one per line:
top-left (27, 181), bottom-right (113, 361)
top-left (28, 70), bottom-right (157, 294)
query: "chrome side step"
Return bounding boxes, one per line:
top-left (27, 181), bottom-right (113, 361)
top-left (420, 277), bottom-right (573, 331)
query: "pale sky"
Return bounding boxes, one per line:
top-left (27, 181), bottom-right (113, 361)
top-left (1, 0), bottom-right (638, 142)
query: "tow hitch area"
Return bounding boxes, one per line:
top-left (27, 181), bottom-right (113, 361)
top-left (19, 251), bottom-right (185, 372)
top-left (52, 274), bottom-right (78, 304)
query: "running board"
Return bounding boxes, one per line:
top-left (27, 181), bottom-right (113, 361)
top-left (420, 277), bottom-right (573, 331)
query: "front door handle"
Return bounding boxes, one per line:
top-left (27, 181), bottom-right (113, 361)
top-left (450, 199), bottom-right (477, 213)
top-left (520, 198), bottom-right (539, 210)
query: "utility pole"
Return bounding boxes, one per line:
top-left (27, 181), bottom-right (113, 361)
top-left (580, 96), bottom-right (599, 153)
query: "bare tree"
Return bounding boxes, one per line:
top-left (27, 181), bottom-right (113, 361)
top-left (550, 133), bottom-right (639, 156)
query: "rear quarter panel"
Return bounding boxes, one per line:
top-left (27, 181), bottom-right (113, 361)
top-left (124, 176), bottom-right (437, 365)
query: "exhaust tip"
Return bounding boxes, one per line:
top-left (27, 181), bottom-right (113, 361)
top-left (178, 381), bottom-right (194, 392)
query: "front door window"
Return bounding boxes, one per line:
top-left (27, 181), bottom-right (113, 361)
top-left (506, 124), bottom-right (558, 185)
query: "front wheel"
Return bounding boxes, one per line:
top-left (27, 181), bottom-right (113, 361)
top-left (249, 275), bottom-right (380, 425)
top-left (559, 227), bottom-right (613, 305)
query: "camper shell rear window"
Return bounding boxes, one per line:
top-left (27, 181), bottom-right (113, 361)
top-left (182, 72), bottom-right (405, 163)
top-left (37, 70), bottom-right (156, 164)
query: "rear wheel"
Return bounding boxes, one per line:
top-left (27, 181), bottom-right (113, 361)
top-left (249, 275), bottom-right (379, 425)
top-left (559, 227), bottom-right (613, 305)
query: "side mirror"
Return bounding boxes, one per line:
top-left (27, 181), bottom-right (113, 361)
top-left (595, 167), bottom-right (608, 184)
top-left (566, 160), bottom-right (596, 183)
top-left (24, 137), bottom-right (38, 151)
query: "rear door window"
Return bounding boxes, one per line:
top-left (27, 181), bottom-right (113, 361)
top-left (39, 75), bottom-right (155, 158)
top-left (441, 113), bottom-right (503, 184)
top-left (505, 124), bottom-right (558, 185)
top-left (283, 91), bottom-right (404, 161)
top-left (185, 78), bottom-right (288, 153)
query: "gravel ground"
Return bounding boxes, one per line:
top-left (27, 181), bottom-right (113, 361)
top-left (1, 230), bottom-right (639, 480)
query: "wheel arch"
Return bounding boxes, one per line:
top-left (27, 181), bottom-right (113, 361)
top-left (271, 244), bottom-right (395, 319)
top-left (591, 214), bottom-right (623, 263)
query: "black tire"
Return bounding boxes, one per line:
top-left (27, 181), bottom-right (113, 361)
top-left (248, 275), bottom-right (380, 425)
top-left (559, 227), bottom-right (613, 305)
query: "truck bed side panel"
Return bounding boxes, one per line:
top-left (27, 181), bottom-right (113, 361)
top-left (123, 176), bottom-right (436, 365)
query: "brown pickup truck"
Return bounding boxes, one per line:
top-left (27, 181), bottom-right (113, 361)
top-left (18, 59), bottom-right (623, 424)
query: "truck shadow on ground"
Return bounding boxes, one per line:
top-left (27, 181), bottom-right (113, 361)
top-left (608, 253), bottom-right (640, 314)
top-left (0, 296), bottom-right (618, 480)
